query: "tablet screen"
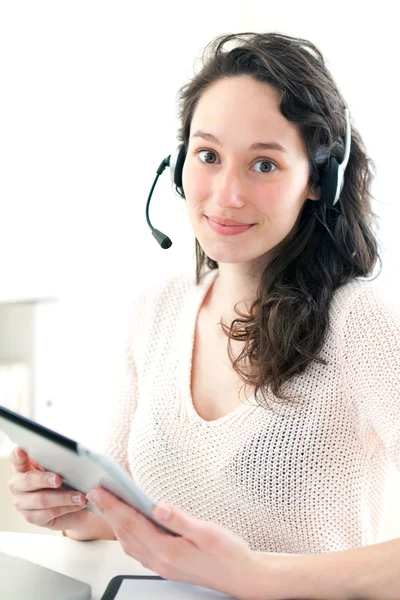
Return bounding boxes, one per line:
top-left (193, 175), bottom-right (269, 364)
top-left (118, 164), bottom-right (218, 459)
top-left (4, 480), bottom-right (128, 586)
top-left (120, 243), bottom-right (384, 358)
top-left (102, 577), bottom-right (236, 599)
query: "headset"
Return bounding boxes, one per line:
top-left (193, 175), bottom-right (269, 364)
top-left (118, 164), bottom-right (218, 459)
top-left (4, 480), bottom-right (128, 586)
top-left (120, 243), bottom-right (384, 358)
top-left (145, 108), bottom-right (351, 249)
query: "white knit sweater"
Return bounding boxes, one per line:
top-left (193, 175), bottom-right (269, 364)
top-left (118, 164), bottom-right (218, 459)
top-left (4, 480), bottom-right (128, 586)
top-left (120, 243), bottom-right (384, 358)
top-left (103, 269), bottom-right (400, 553)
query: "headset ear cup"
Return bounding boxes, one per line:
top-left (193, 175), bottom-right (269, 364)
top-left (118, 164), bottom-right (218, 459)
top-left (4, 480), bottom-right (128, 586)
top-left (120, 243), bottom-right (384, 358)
top-left (173, 144), bottom-right (186, 190)
top-left (319, 158), bottom-right (340, 207)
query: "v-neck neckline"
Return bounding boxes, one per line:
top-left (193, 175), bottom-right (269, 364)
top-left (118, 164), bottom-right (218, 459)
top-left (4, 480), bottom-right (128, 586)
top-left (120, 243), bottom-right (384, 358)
top-left (176, 269), bottom-right (256, 426)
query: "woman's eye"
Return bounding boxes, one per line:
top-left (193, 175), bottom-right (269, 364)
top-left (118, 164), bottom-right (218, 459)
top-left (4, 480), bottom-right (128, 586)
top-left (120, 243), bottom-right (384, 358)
top-left (196, 151), bottom-right (276, 172)
top-left (197, 150), bottom-right (219, 164)
top-left (253, 159), bottom-right (277, 173)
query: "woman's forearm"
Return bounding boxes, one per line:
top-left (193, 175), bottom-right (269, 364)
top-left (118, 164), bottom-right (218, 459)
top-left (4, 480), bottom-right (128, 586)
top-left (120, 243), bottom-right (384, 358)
top-left (249, 538), bottom-right (400, 600)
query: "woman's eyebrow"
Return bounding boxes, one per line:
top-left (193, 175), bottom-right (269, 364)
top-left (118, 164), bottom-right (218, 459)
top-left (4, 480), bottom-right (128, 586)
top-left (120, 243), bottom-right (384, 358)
top-left (191, 130), bottom-right (288, 153)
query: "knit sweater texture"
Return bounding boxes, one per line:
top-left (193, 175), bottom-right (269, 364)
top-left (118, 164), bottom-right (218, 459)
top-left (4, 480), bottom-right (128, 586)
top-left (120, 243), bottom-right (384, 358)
top-left (103, 269), bottom-right (400, 553)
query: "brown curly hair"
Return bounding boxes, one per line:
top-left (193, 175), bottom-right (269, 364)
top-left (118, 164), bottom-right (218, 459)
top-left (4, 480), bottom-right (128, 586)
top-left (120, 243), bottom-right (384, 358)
top-left (176, 32), bottom-right (381, 406)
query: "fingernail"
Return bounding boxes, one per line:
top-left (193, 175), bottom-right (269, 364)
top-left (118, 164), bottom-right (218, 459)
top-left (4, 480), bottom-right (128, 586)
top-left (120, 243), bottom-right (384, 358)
top-left (156, 503), bottom-right (171, 522)
top-left (86, 491), bottom-right (99, 505)
top-left (13, 448), bottom-right (24, 462)
top-left (48, 474), bottom-right (57, 487)
top-left (72, 493), bottom-right (85, 505)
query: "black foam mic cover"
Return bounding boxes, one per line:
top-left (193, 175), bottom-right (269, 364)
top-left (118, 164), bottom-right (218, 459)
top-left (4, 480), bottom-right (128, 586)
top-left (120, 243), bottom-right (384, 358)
top-left (151, 228), bottom-right (172, 249)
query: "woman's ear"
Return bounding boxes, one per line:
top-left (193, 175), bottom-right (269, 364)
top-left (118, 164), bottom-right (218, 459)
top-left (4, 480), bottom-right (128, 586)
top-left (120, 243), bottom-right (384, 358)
top-left (307, 184), bottom-right (321, 201)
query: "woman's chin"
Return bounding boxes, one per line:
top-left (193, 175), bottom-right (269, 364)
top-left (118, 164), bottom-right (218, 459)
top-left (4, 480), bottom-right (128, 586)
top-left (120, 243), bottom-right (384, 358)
top-left (199, 245), bottom-right (253, 265)
top-left (198, 239), bottom-right (274, 268)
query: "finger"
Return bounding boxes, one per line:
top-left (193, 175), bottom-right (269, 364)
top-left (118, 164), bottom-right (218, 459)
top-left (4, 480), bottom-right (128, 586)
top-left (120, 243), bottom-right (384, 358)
top-left (13, 490), bottom-right (87, 511)
top-left (48, 507), bottom-right (90, 532)
top-left (19, 504), bottom-right (86, 528)
top-left (153, 501), bottom-right (215, 548)
top-left (10, 447), bottom-right (44, 473)
top-left (8, 470), bottom-right (62, 494)
top-left (86, 488), bottom-right (120, 517)
top-left (87, 488), bottom-right (165, 544)
top-left (87, 490), bottom-right (195, 576)
top-left (10, 447), bottom-right (33, 473)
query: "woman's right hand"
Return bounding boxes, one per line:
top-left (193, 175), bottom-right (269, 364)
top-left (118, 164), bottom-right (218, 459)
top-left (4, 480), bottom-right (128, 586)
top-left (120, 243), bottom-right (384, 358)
top-left (8, 446), bottom-right (114, 539)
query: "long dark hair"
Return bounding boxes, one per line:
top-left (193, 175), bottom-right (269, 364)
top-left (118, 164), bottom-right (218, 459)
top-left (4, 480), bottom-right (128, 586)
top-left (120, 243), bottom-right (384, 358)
top-left (177, 32), bottom-right (381, 406)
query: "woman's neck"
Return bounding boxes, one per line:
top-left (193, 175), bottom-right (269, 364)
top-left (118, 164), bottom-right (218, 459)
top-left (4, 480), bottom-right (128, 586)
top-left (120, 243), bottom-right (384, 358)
top-left (206, 263), bottom-right (263, 323)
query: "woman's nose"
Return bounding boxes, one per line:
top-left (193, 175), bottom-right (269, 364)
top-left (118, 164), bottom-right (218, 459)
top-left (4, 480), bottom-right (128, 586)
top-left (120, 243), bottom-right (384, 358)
top-left (212, 167), bottom-right (246, 208)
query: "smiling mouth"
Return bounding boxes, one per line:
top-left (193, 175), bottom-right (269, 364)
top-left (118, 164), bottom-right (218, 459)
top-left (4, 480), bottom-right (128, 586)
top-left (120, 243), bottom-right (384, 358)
top-left (205, 216), bottom-right (255, 236)
top-left (206, 215), bottom-right (253, 227)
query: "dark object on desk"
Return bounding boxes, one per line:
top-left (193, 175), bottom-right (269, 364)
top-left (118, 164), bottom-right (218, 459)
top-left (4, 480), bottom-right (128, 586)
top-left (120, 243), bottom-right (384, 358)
top-left (0, 550), bottom-right (91, 599)
top-left (102, 575), bottom-right (163, 599)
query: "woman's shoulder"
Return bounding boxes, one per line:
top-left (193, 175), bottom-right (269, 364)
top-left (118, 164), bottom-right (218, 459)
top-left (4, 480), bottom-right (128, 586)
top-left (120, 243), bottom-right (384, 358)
top-left (137, 271), bottom-right (196, 301)
top-left (125, 269), bottom-right (217, 332)
top-left (332, 276), bottom-right (398, 310)
top-left (330, 276), bottom-right (400, 337)
top-left (132, 269), bottom-right (214, 306)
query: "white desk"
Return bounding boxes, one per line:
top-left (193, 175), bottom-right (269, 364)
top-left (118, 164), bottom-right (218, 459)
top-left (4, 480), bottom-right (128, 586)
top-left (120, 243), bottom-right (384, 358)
top-left (0, 531), bottom-right (155, 599)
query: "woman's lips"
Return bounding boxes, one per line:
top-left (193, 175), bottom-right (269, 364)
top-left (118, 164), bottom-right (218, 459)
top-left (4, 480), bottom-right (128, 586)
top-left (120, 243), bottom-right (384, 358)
top-left (205, 216), bottom-right (255, 236)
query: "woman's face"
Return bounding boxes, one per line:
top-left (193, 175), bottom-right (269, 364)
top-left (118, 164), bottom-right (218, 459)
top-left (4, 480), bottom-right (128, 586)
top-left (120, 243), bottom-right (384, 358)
top-left (182, 75), bottom-right (319, 268)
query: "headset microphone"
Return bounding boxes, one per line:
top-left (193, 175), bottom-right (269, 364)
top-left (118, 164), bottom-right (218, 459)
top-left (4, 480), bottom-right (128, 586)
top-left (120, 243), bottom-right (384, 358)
top-left (145, 144), bottom-right (186, 249)
top-left (145, 156), bottom-right (173, 249)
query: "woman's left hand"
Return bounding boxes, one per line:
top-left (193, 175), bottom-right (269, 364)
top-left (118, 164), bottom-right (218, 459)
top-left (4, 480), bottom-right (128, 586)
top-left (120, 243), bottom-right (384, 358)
top-left (86, 488), bottom-right (256, 598)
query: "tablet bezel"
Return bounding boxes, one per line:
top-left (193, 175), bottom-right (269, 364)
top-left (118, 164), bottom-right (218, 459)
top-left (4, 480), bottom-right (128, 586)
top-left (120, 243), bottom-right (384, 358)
top-left (0, 405), bottom-right (77, 451)
top-left (101, 576), bottom-right (164, 599)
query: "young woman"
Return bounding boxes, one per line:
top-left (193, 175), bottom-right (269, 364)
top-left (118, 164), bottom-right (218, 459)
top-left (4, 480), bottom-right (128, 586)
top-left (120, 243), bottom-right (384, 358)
top-left (9, 33), bottom-right (400, 599)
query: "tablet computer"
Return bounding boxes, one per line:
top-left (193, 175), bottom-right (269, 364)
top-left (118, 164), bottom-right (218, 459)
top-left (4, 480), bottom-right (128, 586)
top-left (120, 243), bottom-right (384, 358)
top-left (101, 576), bottom-right (236, 599)
top-left (0, 405), bottom-right (176, 536)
